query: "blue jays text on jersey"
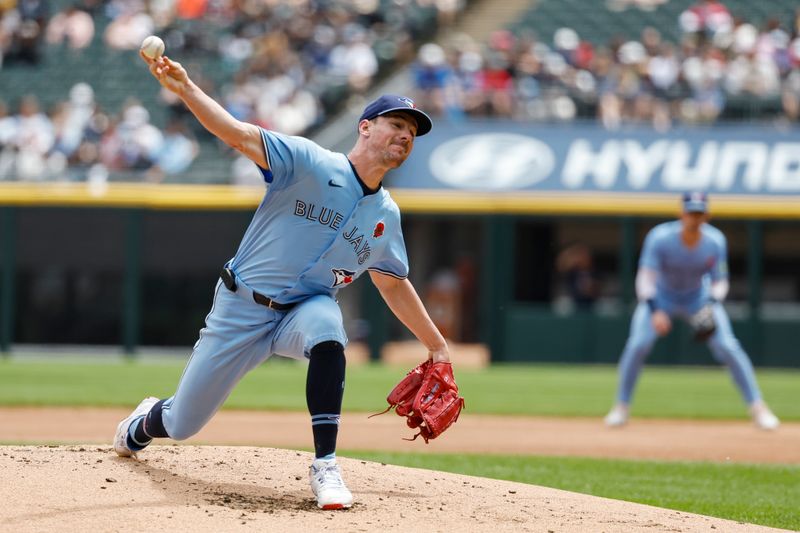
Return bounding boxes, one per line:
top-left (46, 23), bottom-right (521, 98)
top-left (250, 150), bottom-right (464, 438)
top-left (230, 129), bottom-right (410, 303)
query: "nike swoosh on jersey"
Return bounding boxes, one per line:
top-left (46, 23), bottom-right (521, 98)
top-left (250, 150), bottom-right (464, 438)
top-left (328, 179), bottom-right (343, 188)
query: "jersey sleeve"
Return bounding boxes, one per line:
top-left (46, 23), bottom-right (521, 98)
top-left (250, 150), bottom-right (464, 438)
top-left (257, 128), bottom-right (320, 190)
top-left (368, 218), bottom-right (409, 279)
top-left (710, 232), bottom-right (729, 281)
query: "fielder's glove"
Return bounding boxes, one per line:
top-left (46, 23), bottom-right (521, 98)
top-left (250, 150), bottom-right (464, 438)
top-left (689, 303), bottom-right (716, 342)
top-left (371, 360), bottom-right (465, 443)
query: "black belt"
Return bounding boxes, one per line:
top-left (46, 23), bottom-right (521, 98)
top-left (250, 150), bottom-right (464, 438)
top-left (220, 267), bottom-right (296, 311)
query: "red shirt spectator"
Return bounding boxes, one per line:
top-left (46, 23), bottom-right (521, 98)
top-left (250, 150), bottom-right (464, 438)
top-left (177, 0), bottom-right (208, 20)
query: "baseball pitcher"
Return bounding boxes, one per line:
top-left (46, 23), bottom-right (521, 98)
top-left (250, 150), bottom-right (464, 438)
top-left (114, 50), bottom-right (450, 510)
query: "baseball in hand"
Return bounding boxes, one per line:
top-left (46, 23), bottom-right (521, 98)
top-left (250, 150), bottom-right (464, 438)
top-left (140, 35), bottom-right (165, 59)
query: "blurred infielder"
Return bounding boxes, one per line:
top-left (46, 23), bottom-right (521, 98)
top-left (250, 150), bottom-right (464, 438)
top-left (605, 192), bottom-right (780, 430)
top-left (114, 49), bottom-right (451, 510)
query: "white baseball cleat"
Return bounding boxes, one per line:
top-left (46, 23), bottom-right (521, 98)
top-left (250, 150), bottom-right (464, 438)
top-left (114, 396), bottom-right (159, 457)
top-left (604, 403), bottom-right (630, 427)
top-left (309, 457), bottom-right (353, 510)
top-left (749, 400), bottom-right (780, 431)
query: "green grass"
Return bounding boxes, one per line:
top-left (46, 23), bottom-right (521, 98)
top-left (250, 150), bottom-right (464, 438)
top-left (1, 355), bottom-right (798, 529)
top-left (0, 357), bottom-right (797, 421)
top-left (342, 451), bottom-right (800, 531)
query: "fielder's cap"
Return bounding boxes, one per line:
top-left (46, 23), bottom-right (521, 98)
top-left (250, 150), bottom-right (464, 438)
top-left (682, 191), bottom-right (709, 213)
top-left (359, 94), bottom-right (432, 136)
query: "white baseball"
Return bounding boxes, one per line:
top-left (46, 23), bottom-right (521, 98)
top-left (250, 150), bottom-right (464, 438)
top-left (140, 35), bottom-right (165, 59)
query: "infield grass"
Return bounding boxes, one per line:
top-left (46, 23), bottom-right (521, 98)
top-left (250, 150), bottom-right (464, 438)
top-left (342, 451), bottom-right (800, 531)
top-left (0, 356), bottom-right (797, 421)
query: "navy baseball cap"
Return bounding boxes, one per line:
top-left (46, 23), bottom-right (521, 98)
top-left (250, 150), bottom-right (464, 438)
top-left (358, 94), bottom-right (433, 136)
top-left (682, 191), bottom-right (709, 213)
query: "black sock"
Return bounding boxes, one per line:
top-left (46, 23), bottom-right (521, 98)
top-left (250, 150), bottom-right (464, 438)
top-left (307, 340), bottom-right (346, 459)
top-left (130, 417), bottom-right (152, 448)
top-left (126, 417), bottom-right (151, 452)
top-left (142, 399), bottom-right (170, 438)
top-left (130, 399), bottom-right (169, 447)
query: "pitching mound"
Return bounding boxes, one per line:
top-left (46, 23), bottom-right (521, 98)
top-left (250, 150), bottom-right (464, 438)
top-left (0, 445), bottom-right (786, 532)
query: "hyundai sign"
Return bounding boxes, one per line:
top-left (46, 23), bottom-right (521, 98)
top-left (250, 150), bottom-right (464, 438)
top-left (389, 121), bottom-right (800, 196)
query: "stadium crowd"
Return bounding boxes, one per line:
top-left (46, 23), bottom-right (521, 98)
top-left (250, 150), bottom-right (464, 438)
top-left (412, 0), bottom-right (800, 130)
top-left (0, 0), bottom-right (460, 182)
top-left (2, 0), bottom-right (800, 183)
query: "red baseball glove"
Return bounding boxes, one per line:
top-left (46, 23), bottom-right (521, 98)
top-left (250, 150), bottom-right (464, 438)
top-left (372, 360), bottom-right (465, 443)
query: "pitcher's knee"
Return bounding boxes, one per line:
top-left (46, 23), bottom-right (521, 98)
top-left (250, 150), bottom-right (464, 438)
top-left (309, 313), bottom-right (345, 337)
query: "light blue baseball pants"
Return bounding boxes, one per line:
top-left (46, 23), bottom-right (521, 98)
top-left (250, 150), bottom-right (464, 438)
top-left (159, 279), bottom-right (348, 440)
top-left (614, 298), bottom-right (762, 405)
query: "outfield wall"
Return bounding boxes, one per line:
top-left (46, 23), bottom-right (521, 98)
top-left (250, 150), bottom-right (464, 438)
top-left (0, 187), bottom-right (797, 366)
top-left (2, 119), bottom-right (800, 365)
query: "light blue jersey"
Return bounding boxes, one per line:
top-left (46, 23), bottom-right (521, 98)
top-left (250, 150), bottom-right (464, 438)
top-left (614, 219), bottom-right (763, 407)
top-left (153, 129), bottom-right (412, 440)
top-left (639, 220), bottom-right (727, 303)
top-left (232, 129), bottom-right (409, 303)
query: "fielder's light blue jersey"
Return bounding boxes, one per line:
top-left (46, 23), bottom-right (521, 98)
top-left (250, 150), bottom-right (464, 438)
top-left (230, 129), bottom-right (409, 303)
top-left (639, 220), bottom-right (728, 301)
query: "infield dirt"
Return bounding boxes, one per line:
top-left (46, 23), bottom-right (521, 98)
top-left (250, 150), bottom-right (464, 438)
top-left (1, 408), bottom-right (797, 532)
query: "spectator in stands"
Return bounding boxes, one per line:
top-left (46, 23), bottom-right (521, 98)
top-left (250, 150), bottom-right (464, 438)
top-left (149, 117), bottom-right (198, 181)
top-left (556, 243), bottom-right (599, 311)
top-left (100, 102), bottom-right (163, 172)
top-left (411, 43), bottom-right (462, 120)
top-left (681, 46), bottom-right (726, 123)
top-left (648, 42), bottom-right (681, 131)
top-left (5, 0), bottom-right (49, 65)
top-left (176, 0), bottom-right (208, 20)
top-left (20, 0), bottom-right (800, 182)
top-left (15, 0), bottom-right (50, 64)
top-left (270, 87), bottom-right (320, 136)
top-left (433, 0), bottom-right (462, 28)
top-left (452, 47), bottom-right (485, 116)
top-left (782, 43), bottom-right (800, 121)
top-left (594, 47), bottom-right (625, 129)
top-left (52, 82), bottom-right (95, 158)
top-left (679, 0), bottom-right (733, 43)
top-left (5, 95), bottom-right (55, 180)
top-left (479, 30), bottom-right (515, 117)
top-left (45, 3), bottom-right (93, 50)
top-left (0, 98), bottom-right (15, 179)
top-left (104, 3), bottom-right (154, 51)
top-left (328, 24), bottom-right (378, 95)
top-left (67, 107), bottom-right (110, 181)
top-left (0, 8), bottom-right (17, 69)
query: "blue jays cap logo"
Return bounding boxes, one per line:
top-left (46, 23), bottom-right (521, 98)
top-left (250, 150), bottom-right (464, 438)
top-left (397, 96), bottom-right (416, 108)
top-left (682, 191), bottom-right (708, 213)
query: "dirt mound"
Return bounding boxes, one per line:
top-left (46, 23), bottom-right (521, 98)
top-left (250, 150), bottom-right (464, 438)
top-left (0, 445), bottom-right (788, 532)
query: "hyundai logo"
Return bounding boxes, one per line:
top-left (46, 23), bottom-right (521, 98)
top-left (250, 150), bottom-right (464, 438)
top-left (429, 133), bottom-right (555, 190)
